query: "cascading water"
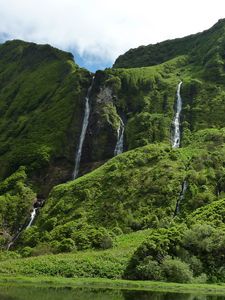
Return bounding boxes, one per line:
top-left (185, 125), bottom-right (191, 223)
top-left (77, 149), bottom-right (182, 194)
top-left (73, 76), bottom-right (95, 179)
top-left (114, 117), bottom-right (124, 156)
top-left (26, 207), bottom-right (38, 229)
top-left (7, 210), bottom-right (36, 249)
top-left (171, 82), bottom-right (187, 216)
top-left (7, 198), bottom-right (44, 250)
top-left (174, 180), bottom-right (188, 216)
top-left (172, 81), bottom-right (183, 148)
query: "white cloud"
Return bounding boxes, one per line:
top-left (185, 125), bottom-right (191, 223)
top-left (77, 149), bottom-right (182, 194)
top-left (0, 0), bottom-right (225, 69)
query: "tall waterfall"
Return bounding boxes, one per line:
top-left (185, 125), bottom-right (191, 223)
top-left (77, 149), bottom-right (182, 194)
top-left (114, 117), bottom-right (124, 156)
top-left (26, 207), bottom-right (38, 229)
top-left (172, 81), bottom-right (183, 148)
top-left (73, 76), bottom-right (95, 179)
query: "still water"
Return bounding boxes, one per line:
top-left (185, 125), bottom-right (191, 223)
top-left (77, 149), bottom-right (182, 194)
top-left (0, 286), bottom-right (224, 300)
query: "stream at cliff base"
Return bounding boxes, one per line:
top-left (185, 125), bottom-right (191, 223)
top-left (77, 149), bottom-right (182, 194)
top-left (0, 285), bottom-right (224, 300)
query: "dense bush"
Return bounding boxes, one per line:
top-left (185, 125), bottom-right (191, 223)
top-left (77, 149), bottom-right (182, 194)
top-left (126, 212), bottom-right (225, 283)
top-left (136, 256), bottom-right (163, 281)
top-left (161, 257), bottom-right (193, 283)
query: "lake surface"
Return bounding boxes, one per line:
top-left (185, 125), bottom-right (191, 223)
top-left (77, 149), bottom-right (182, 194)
top-left (0, 286), bottom-right (224, 300)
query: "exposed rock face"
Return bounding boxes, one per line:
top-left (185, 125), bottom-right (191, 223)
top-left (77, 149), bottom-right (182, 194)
top-left (79, 76), bottom-right (121, 175)
top-left (96, 86), bottom-right (114, 103)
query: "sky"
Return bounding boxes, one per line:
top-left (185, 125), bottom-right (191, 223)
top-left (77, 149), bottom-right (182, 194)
top-left (0, 0), bottom-right (225, 71)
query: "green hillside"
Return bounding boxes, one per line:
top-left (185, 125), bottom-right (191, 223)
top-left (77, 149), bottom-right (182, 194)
top-left (1, 19), bottom-right (225, 284)
top-left (0, 40), bottom-right (91, 193)
top-left (114, 18), bottom-right (225, 76)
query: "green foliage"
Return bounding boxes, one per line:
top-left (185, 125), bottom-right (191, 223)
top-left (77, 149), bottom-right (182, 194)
top-left (0, 250), bottom-right (21, 261)
top-left (0, 167), bottom-right (36, 247)
top-left (0, 39), bottom-right (90, 194)
top-left (126, 212), bottom-right (225, 283)
top-left (105, 75), bottom-right (121, 93)
top-left (30, 144), bottom-right (187, 249)
top-left (57, 239), bottom-right (76, 253)
top-left (0, 230), bottom-right (151, 278)
top-left (161, 257), bottom-right (193, 283)
top-left (114, 19), bottom-right (225, 69)
top-left (2, 20), bottom-right (225, 285)
top-left (126, 113), bottom-right (170, 149)
top-left (136, 256), bottom-right (164, 281)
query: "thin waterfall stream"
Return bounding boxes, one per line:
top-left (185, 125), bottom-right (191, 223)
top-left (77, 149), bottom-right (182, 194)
top-left (26, 207), bottom-right (38, 229)
top-left (114, 116), bottom-right (124, 156)
top-left (172, 81), bottom-right (183, 148)
top-left (73, 76), bottom-right (95, 179)
top-left (7, 198), bottom-right (44, 250)
top-left (174, 180), bottom-right (188, 216)
top-left (171, 82), bottom-right (187, 216)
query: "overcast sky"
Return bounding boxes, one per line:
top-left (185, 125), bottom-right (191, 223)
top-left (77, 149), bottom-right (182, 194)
top-left (0, 0), bottom-right (225, 71)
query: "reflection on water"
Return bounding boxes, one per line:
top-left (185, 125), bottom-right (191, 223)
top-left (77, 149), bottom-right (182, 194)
top-left (0, 286), bottom-right (224, 300)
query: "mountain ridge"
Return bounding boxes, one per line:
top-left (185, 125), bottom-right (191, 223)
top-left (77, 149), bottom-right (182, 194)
top-left (113, 18), bottom-right (225, 72)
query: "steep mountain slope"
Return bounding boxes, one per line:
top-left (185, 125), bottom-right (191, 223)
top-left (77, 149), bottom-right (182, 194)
top-left (22, 18), bottom-right (225, 253)
top-left (0, 40), bottom-right (92, 193)
top-left (18, 128), bottom-right (225, 249)
top-left (1, 19), bottom-right (225, 283)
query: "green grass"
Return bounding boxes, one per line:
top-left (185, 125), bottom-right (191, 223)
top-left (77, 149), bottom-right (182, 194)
top-left (1, 276), bottom-right (225, 295)
top-left (0, 230), bottom-right (151, 278)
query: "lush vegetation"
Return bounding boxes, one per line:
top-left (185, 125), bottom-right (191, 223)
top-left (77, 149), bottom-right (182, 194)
top-left (0, 167), bottom-right (35, 245)
top-left (0, 230), bottom-right (150, 278)
top-left (1, 19), bottom-right (225, 285)
top-left (0, 40), bottom-right (91, 195)
top-left (113, 18), bottom-right (225, 74)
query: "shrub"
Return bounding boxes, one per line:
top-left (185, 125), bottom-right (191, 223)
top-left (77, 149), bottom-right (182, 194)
top-left (20, 246), bottom-right (33, 257)
top-left (58, 238), bottom-right (76, 253)
top-left (19, 226), bottom-right (40, 247)
top-left (136, 256), bottom-right (164, 281)
top-left (193, 273), bottom-right (208, 283)
top-left (162, 257), bottom-right (193, 283)
top-left (0, 250), bottom-right (21, 261)
top-left (30, 243), bottom-right (53, 256)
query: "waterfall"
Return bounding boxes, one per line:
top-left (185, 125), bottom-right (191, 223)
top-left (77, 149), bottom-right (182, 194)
top-left (7, 198), bottom-right (44, 250)
top-left (73, 76), bottom-right (95, 179)
top-left (26, 207), bottom-right (38, 229)
top-left (174, 180), bottom-right (188, 216)
top-left (114, 117), bottom-right (124, 156)
top-left (172, 81), bottom-right (183, 148)
top-left (7, 226), bottom-right (24, 250)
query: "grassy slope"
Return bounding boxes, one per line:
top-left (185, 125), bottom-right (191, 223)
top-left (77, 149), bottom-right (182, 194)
top-left (113, 18), bottom-right (225, 70)
top-left (21, 125), bottom-right (225, 239)
top-left (0, 230), bottom-right (151, 278)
